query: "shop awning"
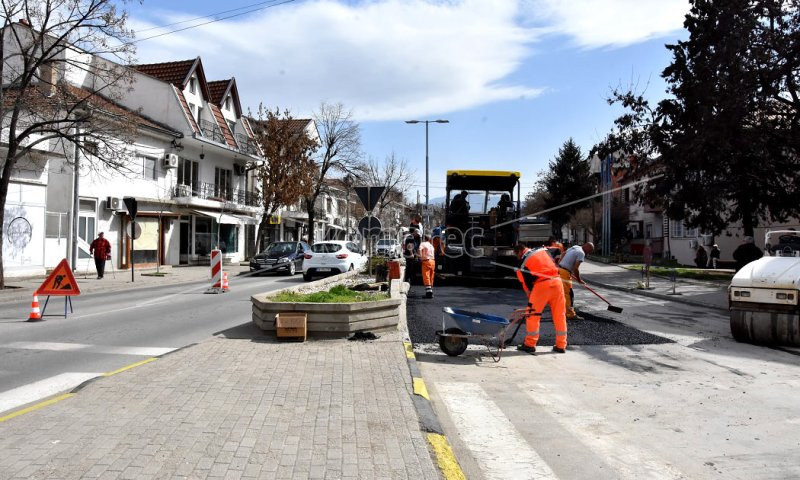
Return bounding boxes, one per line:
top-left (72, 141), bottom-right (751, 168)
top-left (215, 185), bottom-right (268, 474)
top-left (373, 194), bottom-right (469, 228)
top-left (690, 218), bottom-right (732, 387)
top-left (326, 224), bottom-right (345, 231)
top-left (190, 209), bottom-right (257, 225)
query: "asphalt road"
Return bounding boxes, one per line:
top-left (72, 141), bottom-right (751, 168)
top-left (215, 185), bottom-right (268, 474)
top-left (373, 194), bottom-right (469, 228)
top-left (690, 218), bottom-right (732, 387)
top-left (407, 281), bottom-right (800, 480)
top-left (0, 271), bottom-right (301, 415)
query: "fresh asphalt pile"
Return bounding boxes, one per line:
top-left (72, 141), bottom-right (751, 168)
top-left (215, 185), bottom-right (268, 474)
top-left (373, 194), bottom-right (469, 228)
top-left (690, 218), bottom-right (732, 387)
top-left (406, 283), bottom-right (672, 347)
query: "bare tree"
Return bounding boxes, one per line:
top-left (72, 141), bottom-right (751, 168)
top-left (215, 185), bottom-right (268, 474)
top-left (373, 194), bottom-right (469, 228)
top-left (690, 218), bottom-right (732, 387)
top-left (356, 152), bottom-right (412, 223)
top-left (1, 0), bottom-right (138, 286)
top-left (252, 106), bottom-right (318, 252)
top-left (304, 102), bottom-right (362, 244)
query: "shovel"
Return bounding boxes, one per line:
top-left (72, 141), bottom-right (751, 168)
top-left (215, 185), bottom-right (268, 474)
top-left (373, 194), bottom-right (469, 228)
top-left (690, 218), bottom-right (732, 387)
top-left (578, 282), bottom-right (624, 313)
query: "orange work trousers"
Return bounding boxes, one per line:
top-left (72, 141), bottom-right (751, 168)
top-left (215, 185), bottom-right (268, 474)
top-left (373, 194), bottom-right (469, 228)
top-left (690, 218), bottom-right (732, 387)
top-left (524, 277), bottom-right (567, 349)
top-left (421, 259), bottom-right (435, 287)
top-left (559, 268), bottom-right (577, 319)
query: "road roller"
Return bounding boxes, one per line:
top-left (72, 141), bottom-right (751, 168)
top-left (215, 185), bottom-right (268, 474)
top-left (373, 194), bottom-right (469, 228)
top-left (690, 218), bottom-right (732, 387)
top-left (729, 230), bottom-right (800, 346)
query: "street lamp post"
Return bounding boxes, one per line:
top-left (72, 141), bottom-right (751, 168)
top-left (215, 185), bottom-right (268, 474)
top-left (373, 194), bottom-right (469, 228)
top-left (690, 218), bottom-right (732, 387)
top-left (405, 119), bottom-right (448, 231)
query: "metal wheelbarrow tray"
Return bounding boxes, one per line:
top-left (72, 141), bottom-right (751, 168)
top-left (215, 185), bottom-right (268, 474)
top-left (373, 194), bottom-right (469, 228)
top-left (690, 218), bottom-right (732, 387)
top-left (435, 306), bottom-right (521, 361)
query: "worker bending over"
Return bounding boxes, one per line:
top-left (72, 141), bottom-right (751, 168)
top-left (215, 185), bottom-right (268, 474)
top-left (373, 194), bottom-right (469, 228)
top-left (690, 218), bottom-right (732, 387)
top-left (514, 244), bottom-right (567, 354)
top-left (419, 234), bottom-right (436, 298)
top-left (558, 242), bottom-right (594, 320)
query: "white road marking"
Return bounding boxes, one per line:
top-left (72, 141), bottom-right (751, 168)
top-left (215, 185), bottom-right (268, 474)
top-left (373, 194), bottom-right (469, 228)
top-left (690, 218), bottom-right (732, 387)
top-left (522, 383), bottom-right (685, 479)
top-left (1, 341), bottom-right (175, 357)
top-left (438, 382), bottom-right (557, 480)
top-left (0, 372), bottom-right (101, 414)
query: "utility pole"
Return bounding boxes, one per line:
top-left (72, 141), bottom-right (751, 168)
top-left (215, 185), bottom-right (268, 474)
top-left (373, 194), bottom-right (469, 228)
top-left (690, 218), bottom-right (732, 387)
top-left (405, 119), bottom-right (449, 232)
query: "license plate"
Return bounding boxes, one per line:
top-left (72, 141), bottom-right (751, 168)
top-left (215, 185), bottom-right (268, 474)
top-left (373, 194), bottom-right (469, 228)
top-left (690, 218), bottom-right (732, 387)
top-left (317, 268), bottom-right (331, 272)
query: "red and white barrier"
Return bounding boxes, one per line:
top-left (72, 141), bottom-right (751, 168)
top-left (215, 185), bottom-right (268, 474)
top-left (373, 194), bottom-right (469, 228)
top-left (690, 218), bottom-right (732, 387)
top-left (206, 249), bottom-right (224, 294)
top-left (222, 271), bottom-right (229, 292)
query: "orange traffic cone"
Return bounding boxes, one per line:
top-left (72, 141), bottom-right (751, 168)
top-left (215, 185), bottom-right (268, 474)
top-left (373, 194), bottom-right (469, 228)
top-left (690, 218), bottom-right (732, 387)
top-left (28, 294), bottom-right (42, 322)
top-left (222, 272), bottom-right (229, 292)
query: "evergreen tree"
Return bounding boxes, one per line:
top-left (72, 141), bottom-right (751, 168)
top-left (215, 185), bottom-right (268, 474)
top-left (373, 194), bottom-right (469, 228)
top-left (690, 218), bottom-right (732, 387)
top-left (540, 138), bottom-right (595, 237)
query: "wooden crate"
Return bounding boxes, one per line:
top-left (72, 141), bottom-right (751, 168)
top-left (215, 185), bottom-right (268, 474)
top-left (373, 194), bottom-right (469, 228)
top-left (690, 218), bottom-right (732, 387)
top-left (275, 312), bottom-right (307, 341)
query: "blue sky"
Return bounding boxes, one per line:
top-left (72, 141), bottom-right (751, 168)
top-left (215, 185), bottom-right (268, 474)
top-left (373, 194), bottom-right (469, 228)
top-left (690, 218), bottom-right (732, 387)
top-left (124, 0), bottom-right (689, 200)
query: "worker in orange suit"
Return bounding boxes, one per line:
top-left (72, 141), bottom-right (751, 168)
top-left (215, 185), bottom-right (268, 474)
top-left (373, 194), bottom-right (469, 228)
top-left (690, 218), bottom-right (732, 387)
top-left (514, 243), bottom-right (567, 354)
top-left (418, 234), bottom-right (436, 298)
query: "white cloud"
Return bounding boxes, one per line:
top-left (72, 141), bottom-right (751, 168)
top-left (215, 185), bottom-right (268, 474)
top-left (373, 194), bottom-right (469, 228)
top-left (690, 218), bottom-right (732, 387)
top-left (131, 0), bottom-right (543, 121)
top-left (523, 0), bottom-right (688, 48)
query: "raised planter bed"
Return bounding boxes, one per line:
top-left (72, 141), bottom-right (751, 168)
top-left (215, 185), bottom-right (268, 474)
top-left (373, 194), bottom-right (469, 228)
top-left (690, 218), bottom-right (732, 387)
top-left (251, 270), bottom-right (403, 336)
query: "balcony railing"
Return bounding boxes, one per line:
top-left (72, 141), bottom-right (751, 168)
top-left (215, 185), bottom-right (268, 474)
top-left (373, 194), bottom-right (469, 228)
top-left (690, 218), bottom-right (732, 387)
top-left (199, 119), bottom-right (226, 144)
top-left (172, 182), bottom-right (259, 207)
top-left (235, 133), bottom-right (260, 155)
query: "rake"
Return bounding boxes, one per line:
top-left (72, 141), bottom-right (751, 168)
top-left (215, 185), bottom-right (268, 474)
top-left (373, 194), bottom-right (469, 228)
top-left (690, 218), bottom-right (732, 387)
top-left (578, 282), bottom-right (624, 313)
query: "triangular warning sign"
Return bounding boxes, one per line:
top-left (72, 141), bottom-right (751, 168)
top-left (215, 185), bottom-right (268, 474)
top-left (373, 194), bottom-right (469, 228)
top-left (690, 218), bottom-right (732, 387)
top-left (37, 258), bottom-right (81, 296)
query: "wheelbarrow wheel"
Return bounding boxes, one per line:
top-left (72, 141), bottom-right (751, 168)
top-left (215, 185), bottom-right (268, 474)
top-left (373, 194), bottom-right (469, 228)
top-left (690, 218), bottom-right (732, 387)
top-left (439, 328), bottom-right (469, 356)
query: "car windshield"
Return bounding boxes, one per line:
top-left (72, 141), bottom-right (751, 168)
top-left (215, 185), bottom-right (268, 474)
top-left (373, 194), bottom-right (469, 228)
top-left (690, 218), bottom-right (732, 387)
top-left (378, 240), bottom-right (395, 246)
top-left (311, 243), bottom-right (343, 253)
top-left (264, 243), bottom-right (295, 255)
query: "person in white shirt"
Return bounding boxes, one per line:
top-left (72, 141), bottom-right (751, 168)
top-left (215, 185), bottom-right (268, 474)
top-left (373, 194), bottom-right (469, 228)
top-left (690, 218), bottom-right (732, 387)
top-left (558, 242), bottom-right (594, 320)
top-left (418, 234), bottom-right (436, 298)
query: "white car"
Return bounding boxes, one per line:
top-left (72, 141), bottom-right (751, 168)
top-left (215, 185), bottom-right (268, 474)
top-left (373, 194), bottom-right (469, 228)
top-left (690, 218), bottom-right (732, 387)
top-left (375, 239), bottom-right (401, 258)
top-left (302, 241), bottom-right (367, 281)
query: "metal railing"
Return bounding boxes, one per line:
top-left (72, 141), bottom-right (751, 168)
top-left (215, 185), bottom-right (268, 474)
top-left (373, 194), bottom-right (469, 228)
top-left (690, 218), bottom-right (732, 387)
top-left (199, 119), bottom-right (225, 144)
top-left (171, 182), bottom-right (259, 207)
top-left (235, 133), bottom-right (260, 155)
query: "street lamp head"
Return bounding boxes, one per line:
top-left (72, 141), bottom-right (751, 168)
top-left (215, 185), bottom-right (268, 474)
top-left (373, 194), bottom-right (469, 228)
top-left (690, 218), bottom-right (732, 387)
top-left (405, 120), bottom-right (420, 124)
top-left (434, 119), bottom-right (449, 123)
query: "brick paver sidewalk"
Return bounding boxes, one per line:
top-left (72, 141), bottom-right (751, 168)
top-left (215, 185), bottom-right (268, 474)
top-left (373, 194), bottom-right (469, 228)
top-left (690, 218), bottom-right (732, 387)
top-left (0, 326), bottom-right (438, 479)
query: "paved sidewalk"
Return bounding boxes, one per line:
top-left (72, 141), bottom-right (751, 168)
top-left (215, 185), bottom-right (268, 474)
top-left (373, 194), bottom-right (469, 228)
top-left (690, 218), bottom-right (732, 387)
top-left (0, 324), bottom-right (439, 479)
top-left (582, 261), bottom-right (729, 310)
top-left (0, 265), bottom-right (251, 304)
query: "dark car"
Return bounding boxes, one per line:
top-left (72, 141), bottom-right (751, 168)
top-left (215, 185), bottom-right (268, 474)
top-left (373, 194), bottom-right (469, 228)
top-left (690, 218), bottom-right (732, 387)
top-left (249, 241), bottom-right (310, 275)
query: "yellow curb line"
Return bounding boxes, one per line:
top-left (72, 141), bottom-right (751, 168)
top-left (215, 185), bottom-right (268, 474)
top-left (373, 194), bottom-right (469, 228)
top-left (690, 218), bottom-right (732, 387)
top-left (403, 341), bottom-right (415, 359)
top-left (102, 357), bottom-right (157, 377)
top-left (413, 377), bottom-right (430, 400)
top-left (427, 433), bottom-right (466, 480)
top-left (0, 393), bottom-right (75, 423)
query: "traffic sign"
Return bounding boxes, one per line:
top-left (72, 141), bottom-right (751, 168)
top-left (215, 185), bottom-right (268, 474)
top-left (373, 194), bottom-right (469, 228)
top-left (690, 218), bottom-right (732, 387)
top-left (358, 216), bottom-right (382, 237)
top-left (36, 258), bottom-right (81, 296)
top-left (126, 220), bottom-right (142, 240)
top-left (123, 196), bottom-right (138, 219)
top-left (354, 186), bottom-right (385, 212)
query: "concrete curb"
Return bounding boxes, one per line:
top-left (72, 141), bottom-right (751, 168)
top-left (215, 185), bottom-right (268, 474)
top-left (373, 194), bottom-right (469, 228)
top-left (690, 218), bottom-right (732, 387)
top-left (584, 278), bottom-right (728, 312)
top-left (397, 277), bottom-right (466, 480)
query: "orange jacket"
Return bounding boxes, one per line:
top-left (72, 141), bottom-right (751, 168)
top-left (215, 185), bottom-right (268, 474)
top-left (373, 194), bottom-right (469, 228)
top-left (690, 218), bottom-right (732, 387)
top-left (516, 247), bottom-right (558, 295)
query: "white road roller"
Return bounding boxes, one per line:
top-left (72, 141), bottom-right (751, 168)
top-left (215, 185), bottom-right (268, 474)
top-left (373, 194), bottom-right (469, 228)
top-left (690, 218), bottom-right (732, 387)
top-left (729, 230), bottom-right (800, 345)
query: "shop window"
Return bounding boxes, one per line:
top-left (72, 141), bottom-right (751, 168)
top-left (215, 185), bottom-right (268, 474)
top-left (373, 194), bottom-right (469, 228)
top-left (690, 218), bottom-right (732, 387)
top-left (219, 224), bottom-right (238, 254)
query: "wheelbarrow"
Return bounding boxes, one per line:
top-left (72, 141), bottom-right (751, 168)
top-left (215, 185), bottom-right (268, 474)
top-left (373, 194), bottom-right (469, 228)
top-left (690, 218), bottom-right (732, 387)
top-left (435, 307), bottom-right (528, 362)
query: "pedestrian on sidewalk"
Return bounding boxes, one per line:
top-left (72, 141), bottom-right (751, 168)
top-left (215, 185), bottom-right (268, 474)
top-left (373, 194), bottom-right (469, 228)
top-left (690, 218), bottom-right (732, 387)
top-left (733, 236), bottom-right (763, 272)
top-left (403, 227), bottom-right (421, 285)
top-left (514, 244), bottom-right (567, 354)
top-left (419, 234), bottom-right (436, 298)
top-left (558, 242), bottom-right (594, 320)
top-left (709, 244), bottom-right (721, 269)
top-left (89, 232), bottom-right (111, 279)
top-left (694, 245), bottom-right (707, 269)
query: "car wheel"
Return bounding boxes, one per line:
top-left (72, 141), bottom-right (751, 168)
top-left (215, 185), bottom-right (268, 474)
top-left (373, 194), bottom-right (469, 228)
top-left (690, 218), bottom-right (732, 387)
top-left (286, 262), bottom-right (296, 276)
top-left (303, 272), bottom-right (313, 281)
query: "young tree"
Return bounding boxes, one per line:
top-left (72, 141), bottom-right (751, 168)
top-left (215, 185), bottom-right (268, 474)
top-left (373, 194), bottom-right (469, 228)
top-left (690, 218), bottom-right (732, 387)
top-left (595, 0), bottom-right (800, 236)
top-left (1, 0), bottom-right (137, 286)
top-left (539, 138), bottom-right (594, 237)
top-left (251, 107), bottom-right (318, 251)
top-left (304, 102), bottom-right (362, 244)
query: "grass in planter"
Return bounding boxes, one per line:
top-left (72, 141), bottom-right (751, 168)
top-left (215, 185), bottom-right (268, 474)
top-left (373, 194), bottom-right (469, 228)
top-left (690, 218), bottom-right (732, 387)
top-left (272, 285), bottom-right (389, 303)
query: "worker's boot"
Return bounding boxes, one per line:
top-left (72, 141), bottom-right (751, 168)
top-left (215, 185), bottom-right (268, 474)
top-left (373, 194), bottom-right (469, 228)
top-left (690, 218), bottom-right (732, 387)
top-left (425, 287), bottom-right (433, 299)
top-left (516, 344), bottom-right (536, 355)
top-left (552, 346), bottom-right (566, 354)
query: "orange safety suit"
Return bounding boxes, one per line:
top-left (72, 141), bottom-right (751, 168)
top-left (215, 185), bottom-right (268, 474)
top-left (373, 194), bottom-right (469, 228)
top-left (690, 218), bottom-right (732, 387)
top-left (419, 241), bottom-right (436, 289)
top-left (516, 248), bottom-right (567, 350)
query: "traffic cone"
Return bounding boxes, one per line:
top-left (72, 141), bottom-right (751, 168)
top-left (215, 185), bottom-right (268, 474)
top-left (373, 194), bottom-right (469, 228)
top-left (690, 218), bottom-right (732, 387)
top-left (28, 294), bottom-right (42, 322)
top-left (222, 272), bottom-right (229, 292)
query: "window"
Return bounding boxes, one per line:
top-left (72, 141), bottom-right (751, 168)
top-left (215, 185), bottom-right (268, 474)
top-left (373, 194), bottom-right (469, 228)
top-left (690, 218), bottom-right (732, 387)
top-left (189, 103), bottom-right (202, 121)
top-left (219, 224), bottom-right (239, 254)
top-left (346, 242), bottom-right (361, 254)
top-left (215, 167), bottom-right (233, 200)
top-left (311, 243), bottom-right (342, 253)
top-left (225, 96), bottom-right (231, 111)
top-left (140, 154), bottom-right (158, 181)
top-left (227, 120), bottom-right (236, 134)
top-left (645, 223), bottom-right (653, 239)
top-left (189, 76), bottom-right (196, 94)
top-left (177, 158), bottom-right (199, 193)
top-left (78, 198), bottom-right (97, 245)
top-left (326, 198), bottom-right (333, 213)
top-left (45, 212), bottom-right (69, 239)
top-left (670, 220), bottom-right (683, 238)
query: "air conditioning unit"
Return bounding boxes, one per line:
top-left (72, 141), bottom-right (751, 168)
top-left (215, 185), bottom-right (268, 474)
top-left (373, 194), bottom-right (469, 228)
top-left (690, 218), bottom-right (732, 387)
top-left (233, 163), bottom-right (247, 176)
top-left (163, 153), bottom-right (179, 169)
top-left (105, 196), bottom-right (121, 210)
top-left (175, 184), bottom-right (192, 197)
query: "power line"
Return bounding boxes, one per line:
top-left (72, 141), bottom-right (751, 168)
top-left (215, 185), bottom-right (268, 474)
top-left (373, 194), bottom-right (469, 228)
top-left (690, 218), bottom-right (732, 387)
top-left (135, 1), bottom-right (285, 33)
top-left (131, 0), bottom-right (295, 44)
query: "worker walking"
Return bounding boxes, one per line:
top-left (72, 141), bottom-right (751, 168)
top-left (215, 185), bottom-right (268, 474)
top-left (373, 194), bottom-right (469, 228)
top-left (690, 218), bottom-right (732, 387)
top-left (419, 234), bottom-right (436, 298)
top-left (514, 244), bottom-right (567, 354)
top-left (558, 242), bottom-right (594, 320)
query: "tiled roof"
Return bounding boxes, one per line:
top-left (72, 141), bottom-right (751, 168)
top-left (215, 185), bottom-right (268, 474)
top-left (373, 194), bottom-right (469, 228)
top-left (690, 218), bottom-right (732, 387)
top-left (207, 80), bottom-right (229, 105)
top-left (133, 59), bottom-right (197, 87)
top-left (3, 85), bottom-right (181, 137)
top-left (173, 86), bottom-right (200, 134)
top-left (284, 119), bottom-right (313, 135)
top-left (209, 104), bottom-right (237, 148)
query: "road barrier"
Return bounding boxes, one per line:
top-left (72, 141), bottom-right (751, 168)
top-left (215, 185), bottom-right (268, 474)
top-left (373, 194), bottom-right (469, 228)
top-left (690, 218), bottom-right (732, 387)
top-left (205, 249), bottom-right (224, 294)
top-left (222, 271), bottom-right (229, 292)
top-left (27, 294), bottom-right (42, 322)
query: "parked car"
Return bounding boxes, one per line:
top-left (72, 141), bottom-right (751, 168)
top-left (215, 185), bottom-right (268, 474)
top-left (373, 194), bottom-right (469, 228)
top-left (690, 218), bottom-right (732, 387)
top-left (249, 241), bottom-right (310, 275)
top-left (375, 238), bottom-right (401, 258)
top-left (302, 241), bottom-right (367, 281)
